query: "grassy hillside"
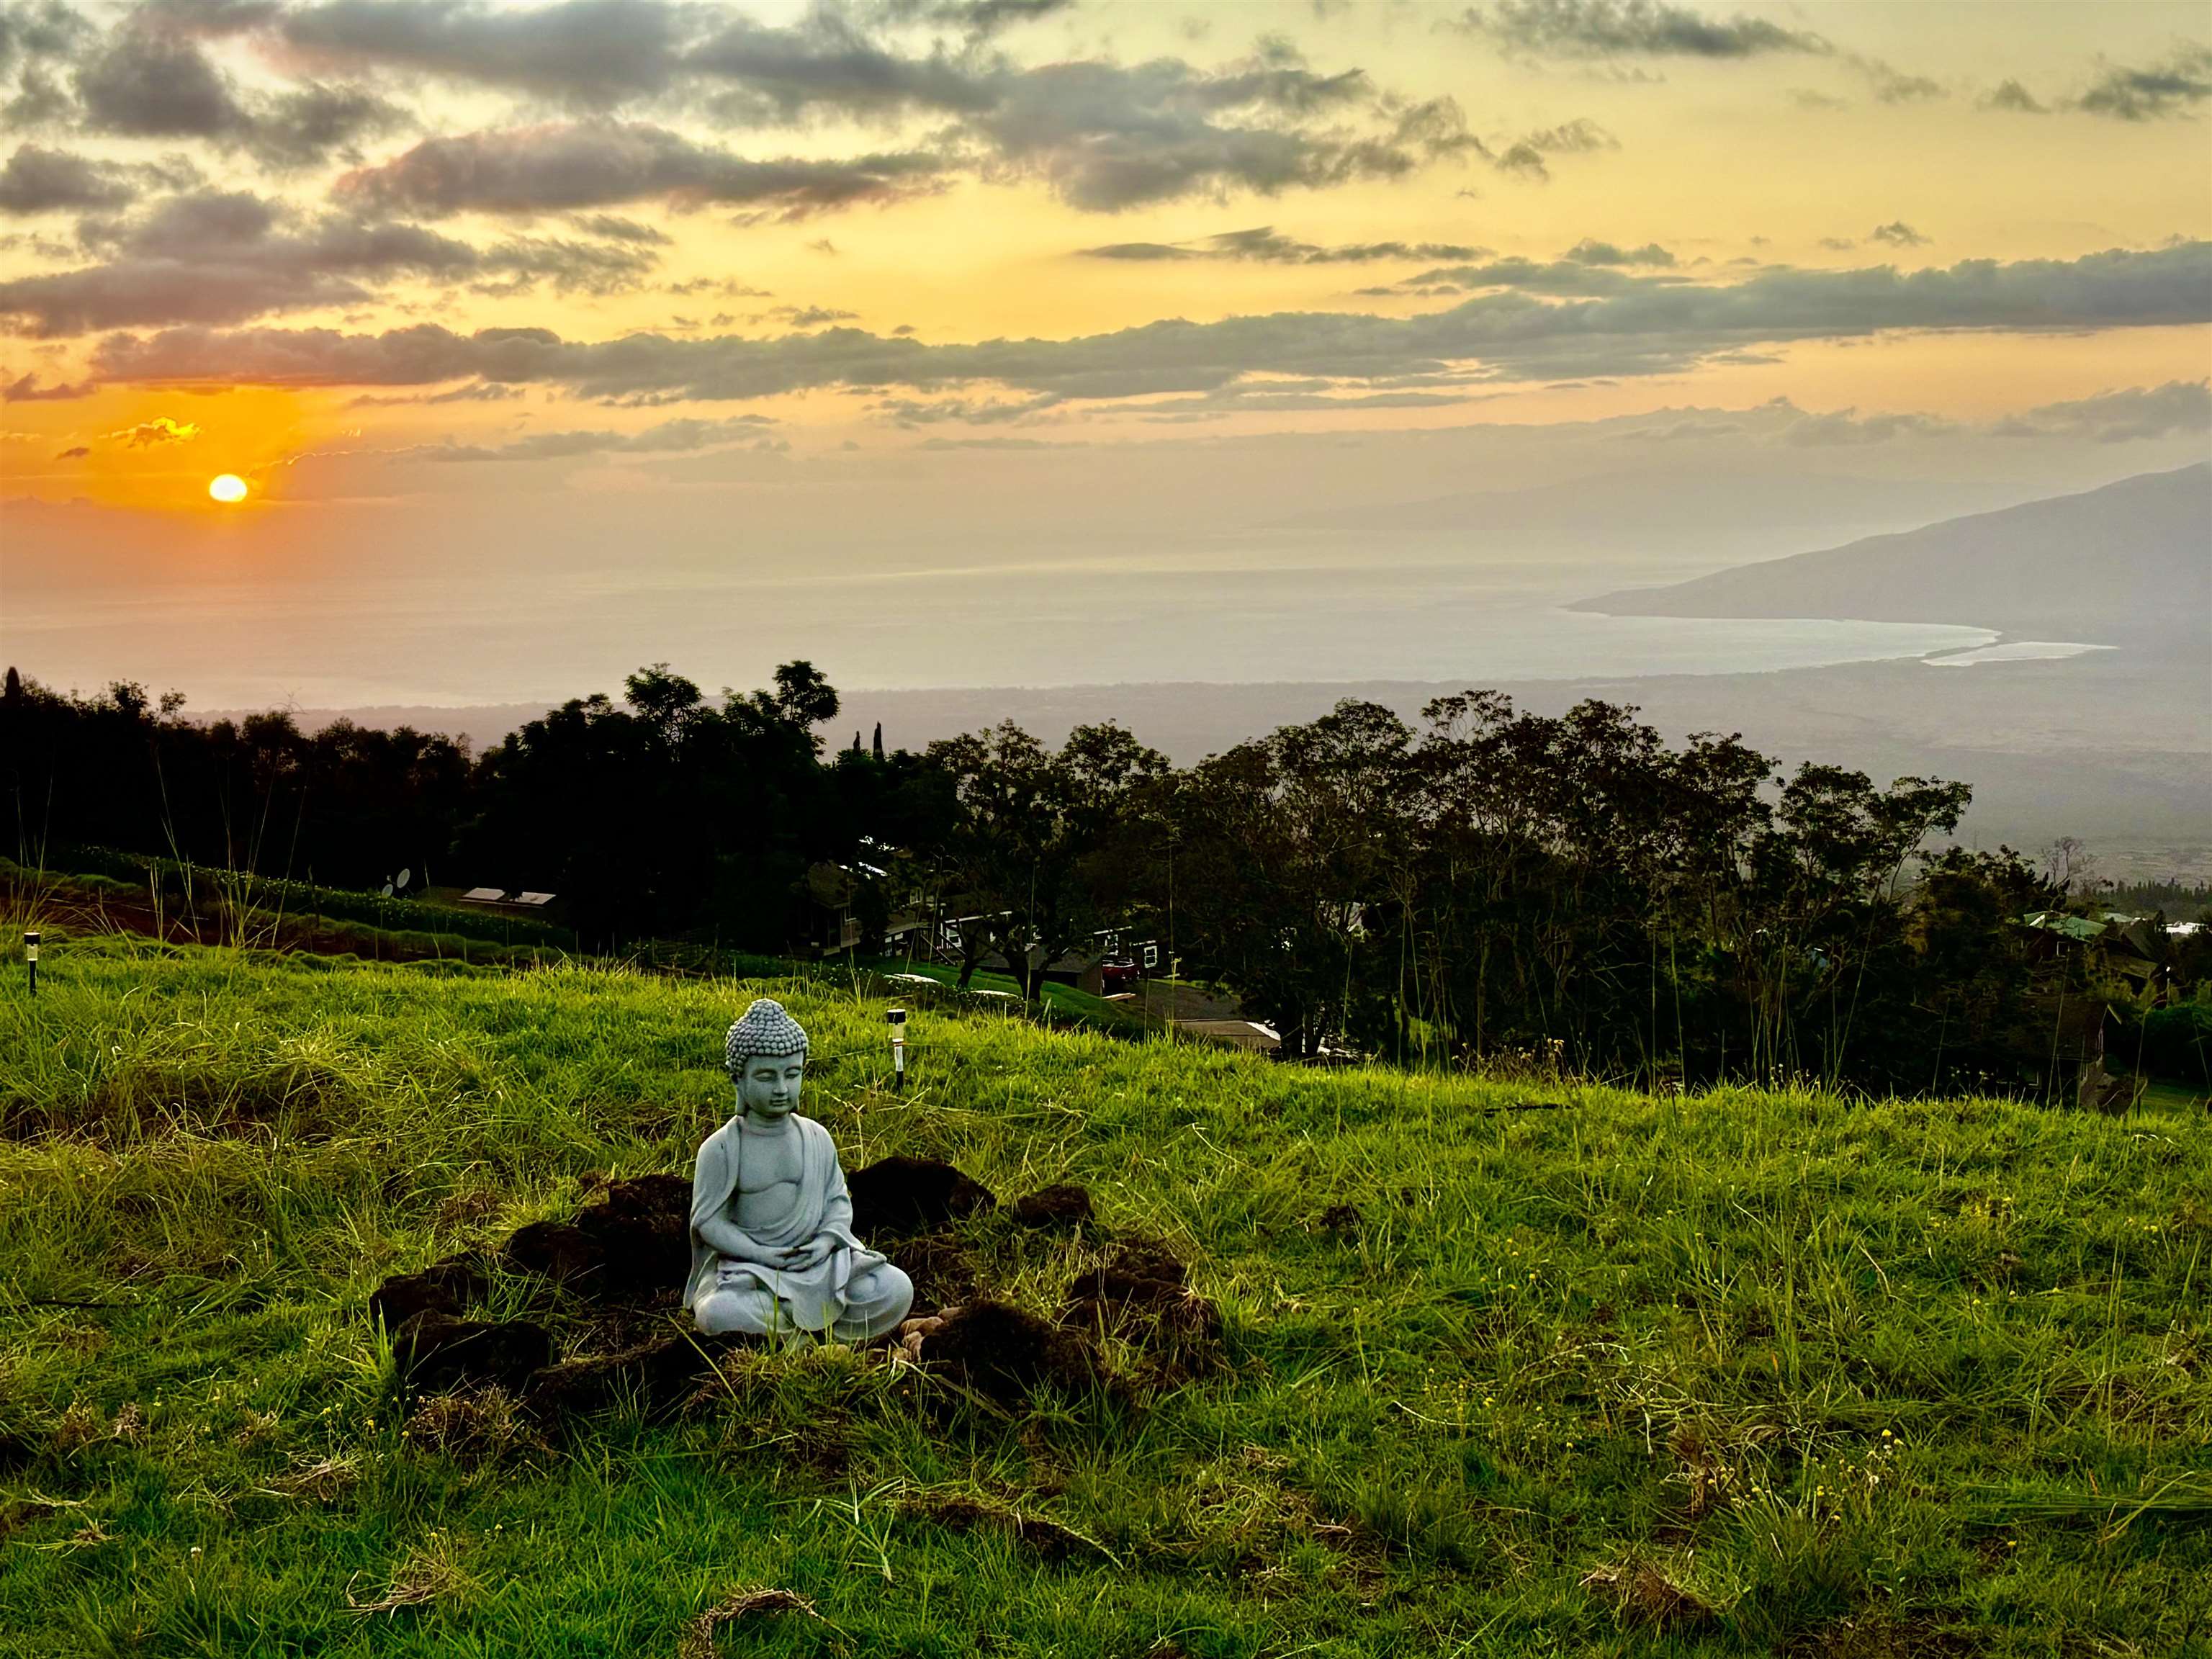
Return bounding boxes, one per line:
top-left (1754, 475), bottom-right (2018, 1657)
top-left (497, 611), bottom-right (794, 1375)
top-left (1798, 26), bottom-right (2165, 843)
top-left (2, 940), bottom-right (2208, 1656)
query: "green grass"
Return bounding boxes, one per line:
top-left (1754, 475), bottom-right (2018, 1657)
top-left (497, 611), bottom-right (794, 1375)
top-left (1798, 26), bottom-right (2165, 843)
top-left (3, 937), bottom-right (2208, 1656)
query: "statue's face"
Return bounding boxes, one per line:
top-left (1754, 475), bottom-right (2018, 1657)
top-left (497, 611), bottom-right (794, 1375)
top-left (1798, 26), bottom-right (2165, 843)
top-left (736, 1053), bottom-right (805, 1118)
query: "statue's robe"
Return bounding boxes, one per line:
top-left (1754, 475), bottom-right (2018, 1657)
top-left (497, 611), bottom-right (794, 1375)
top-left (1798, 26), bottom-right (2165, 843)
top-left (686, 1114), bottom-right (911, 1341)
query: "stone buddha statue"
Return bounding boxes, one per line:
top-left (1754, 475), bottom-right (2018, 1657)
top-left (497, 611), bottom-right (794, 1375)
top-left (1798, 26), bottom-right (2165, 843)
top-left (686, 999), bottom-right (914, 1345)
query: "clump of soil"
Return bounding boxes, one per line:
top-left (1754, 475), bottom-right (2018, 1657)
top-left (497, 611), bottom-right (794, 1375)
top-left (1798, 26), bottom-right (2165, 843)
top-left (369, 1251), bottom-right (490, 1330)
top-left (1581, 1560), bottom-right (1716, 1632)
top-left (1316, 1203), bottom-right (1362, 1237)
top-left (403, 1387), bottom-right (543, 1467)
top-left (1060, 1240), bottom-right (1222, 1378)
top-left (846, 1156), bottom-right (995, 1241)
top-left (392, 1312), bottom-right (552, 1396)
top-left (524, 1335), bottom-right (720, 1424)
top-left (1010, 1184), bottom-right (1094, 1230)
top-left (916, 1300), bottom-right (1100, 1404)
top-left (501, 1174), bottom-right (690, 1302)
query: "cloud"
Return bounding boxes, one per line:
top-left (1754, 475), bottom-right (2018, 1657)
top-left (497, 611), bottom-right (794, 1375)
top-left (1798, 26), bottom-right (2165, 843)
top-left (0, 186), bottom-right (659, 335)
top-left (1776, 403), bottom-right (1955, 445)
top-left (1, 367), bottom-right (94, 398)
top-left (567, 212), bottom-right (670, 244)
top-left (1489, 117), bottom-right (1617, 182)
top-left (66, 14), bottom-right (405, 166)
top-left (347, 379), bottom-right (523, 406)
top-left (2077, 44), bottom-right (2212, 121)
top-left (74, 23), bottom-right (248, 138)
top-left (415, 411), bottom-right (781, 462)
top-left (335, 121), bottom-right (945, 218)
top-left (0, 143), bottom-right (154, 215)
top-left (107, 413), bottom-right (200, 446)
top-left (53, 441), bottom-right (87, 456)
top-left (1563, 238), bottom-right (1674, 266)
top-left (1375, 255), bottom-right (1668, 296)
top-left (1866, 221), bottom-right (1929, 248)
top-left (966, 55), bottom-right (1475, 211)
top-left (760, 303), bottom-right (859, 326)
top-left (1851, 55), bottom-right (1944, 104)
top-left (1991, 379), bottom-right (2211, 442)
top-left (1980, 78), bottom-right (2046, 114)
top-left (1455, 0), bottom-right (1827, 59)
top-left (280, 0), bottom-right (695, 105)
top-left (1078, 225), bottom-right (1487, 264)
top-left (86, 242), bottom-right (2212, 405)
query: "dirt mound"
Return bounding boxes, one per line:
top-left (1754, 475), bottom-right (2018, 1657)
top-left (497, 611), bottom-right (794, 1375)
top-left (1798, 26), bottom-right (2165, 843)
top-left (393, 1313), bottom-right (553, 1396)
top-left (1010, 1184), bottom-right (1094, 1229)
top-left (369, 1251), bottom-right (489, 1330)
top-left (525, 1334), bottom-right (718, 1424)
top-left (1060, 1241), bottom-right (1221, 1375)
top-left (500, 1174), bottom-right (689, 1302)
top-left (847, 1156), bottom-right (995, 1240)
top-left (918, 1300), bottom-right (1100, 1403)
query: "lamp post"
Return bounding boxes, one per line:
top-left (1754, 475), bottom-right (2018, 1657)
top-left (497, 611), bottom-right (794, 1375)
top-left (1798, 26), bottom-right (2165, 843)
top-left (23, 931), bottom-right (37, 996)
top-left (886, 1005), bottom-right (907, 1091)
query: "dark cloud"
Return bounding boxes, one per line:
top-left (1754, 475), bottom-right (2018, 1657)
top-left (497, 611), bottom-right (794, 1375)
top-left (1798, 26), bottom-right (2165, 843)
top-left (2, 367), bottom-right (93, 398)
top-left (282, 0), bottom-right (692, 104)
top-left (1079, 225), bottom-right (1487, 264)
top-left (1563, 237), bottom-right (1674, 266)
top-left (1377, 255), bottom-right (1662, 296)
top-left (2077, 45), bottom-right (2212, 121)
top-left (89, 242), bottom-right (2212, 405)
top-left (53, 441), bottom-right (88, 456)
top-left (1455, 0), bottom-right (1827, 59)
top-left (760, 303), bottom-right (860, 325)
top-left (75, 23), bottom-right (248, 138)
top-left (1991, 379), bottom-right (2211, 442)
top-left (901, 0), bottom-right (1072, 36)
top-left (348, 379), bottom-right (523, 406)
top-left (1980, 78), bottom-right (2046, 114)
top-left (1851, 55), bottom-right (1944, 104)
top-left (966, 55), bottom-right (1470, 211)
top-left (1490, 117), bottom-right (1617, 183)
top-left (0, 143), bottom-right (148, 214)
top-left (246, 80), bottom-right (410, 168)
top-left (1867, 220), bottom-right (1928, 248)
top-left (60, 13), bottom-right (407, 166)
top-left (335, 122), bottom-right (945, 217)
top-left (0, 0), bottom-right (90, 81)
top-left (568, 212), bottom-right (670, 244)
top-left (0, 185), bottom-right (660, 334)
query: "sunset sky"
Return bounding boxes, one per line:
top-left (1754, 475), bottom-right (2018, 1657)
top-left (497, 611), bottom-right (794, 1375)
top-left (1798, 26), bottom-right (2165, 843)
top-left (2, 0), bottom-right (2208, 708)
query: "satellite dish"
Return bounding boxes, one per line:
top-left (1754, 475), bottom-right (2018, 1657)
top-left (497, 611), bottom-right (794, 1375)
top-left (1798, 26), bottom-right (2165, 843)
top-left (395, 868), bottom-right (412, 892)
top-left (381, 882), bottom-right (394, 896)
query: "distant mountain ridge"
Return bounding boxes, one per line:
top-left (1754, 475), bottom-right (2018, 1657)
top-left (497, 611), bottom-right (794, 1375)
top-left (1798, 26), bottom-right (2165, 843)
top-left (1571, 464), bottom-right (2211, 644)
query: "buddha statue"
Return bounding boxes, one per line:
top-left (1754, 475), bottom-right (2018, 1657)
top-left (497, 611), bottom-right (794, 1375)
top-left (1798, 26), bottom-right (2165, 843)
top-left (686, 999), bottom-right (914, 1345)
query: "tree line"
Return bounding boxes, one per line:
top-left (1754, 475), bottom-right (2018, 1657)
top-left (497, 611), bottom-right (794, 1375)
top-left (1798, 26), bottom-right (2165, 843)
top-left (6, 661), bottom-right (2205, 1097)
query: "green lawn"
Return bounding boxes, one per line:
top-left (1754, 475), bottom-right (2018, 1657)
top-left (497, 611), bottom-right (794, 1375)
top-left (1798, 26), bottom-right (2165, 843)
top-left (2, 938), bottom-right (2208, 1655)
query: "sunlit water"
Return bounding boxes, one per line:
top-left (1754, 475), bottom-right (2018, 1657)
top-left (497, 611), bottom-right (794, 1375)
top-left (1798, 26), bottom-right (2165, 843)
top-left (5, 552), bottom-right (1999, 709)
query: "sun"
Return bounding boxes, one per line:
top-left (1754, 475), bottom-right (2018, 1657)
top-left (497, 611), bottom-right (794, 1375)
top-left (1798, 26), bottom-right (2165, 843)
top-left (208, 473), bottom-right (249, 503)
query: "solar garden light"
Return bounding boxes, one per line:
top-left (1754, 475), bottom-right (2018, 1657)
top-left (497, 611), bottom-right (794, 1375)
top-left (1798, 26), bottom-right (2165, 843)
top-left (886, 1005), bottom-right (907, 1091)
top-left (23, 931), bottom-right (37, 996)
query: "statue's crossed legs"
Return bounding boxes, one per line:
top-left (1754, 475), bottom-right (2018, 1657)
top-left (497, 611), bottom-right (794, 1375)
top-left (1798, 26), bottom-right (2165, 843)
top-left (694, 1257), bottom-right (914, 1344)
